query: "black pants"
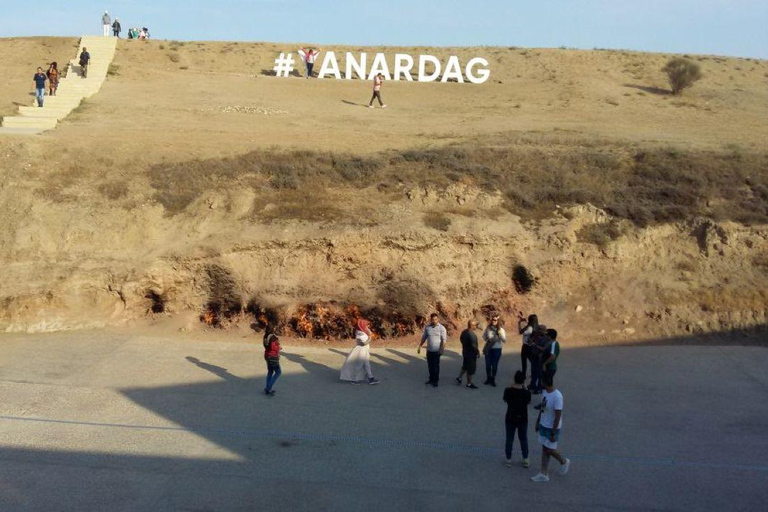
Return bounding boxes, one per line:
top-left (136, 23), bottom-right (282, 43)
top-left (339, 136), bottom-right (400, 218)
top-left (427, 351), bottom-right (441, 383)
top-left (306, 62), bottom-right (314, 77)
top-left (521, 344), bottom-right (530, 377)
top-left (544, 367), bottom-right (557, 383)
top-left (369, 90), bottom-right (383, 106)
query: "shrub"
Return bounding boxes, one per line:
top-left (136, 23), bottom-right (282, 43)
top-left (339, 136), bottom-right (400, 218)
top-left (423, 212), bottom-right (452, 232)
top-left (662, 58), bottom-right (702, 95)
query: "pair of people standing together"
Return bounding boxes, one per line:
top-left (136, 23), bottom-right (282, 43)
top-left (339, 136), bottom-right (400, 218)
top-left (455, 315), bottom-right (506, 388)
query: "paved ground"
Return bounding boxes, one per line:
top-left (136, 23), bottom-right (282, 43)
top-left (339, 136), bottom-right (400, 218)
top-left (0, 330), bottom-right (766, 511)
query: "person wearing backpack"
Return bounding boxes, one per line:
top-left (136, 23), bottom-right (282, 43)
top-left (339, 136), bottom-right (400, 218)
top-left (263, 331), bottom-right (282, 396)
top-left (503, 370), bottom-right (532, 468)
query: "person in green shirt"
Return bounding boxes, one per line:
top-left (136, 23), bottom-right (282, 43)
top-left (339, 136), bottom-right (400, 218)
top-left (542, 329), bottom-right (560, 381)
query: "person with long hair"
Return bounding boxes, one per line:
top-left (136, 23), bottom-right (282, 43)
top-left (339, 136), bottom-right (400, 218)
top-left (298, 47), bottom-right (322, 78)
top-left (482, 314), bottom-right (506, 387)
top-left (340, 319), bottom-right (380, 385)
top-left (46, 62), bottom-right (59, 96)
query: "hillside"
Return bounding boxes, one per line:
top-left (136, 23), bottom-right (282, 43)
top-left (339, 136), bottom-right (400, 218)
top-left (1, 37), bottom-right (767, 342)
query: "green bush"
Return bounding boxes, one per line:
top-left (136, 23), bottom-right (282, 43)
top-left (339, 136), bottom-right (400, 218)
top-left (662, 58), bottom-right (702, 95)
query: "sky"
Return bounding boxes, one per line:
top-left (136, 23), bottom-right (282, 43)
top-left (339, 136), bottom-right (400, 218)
top-left (0, 0), bottom-right (766, 59)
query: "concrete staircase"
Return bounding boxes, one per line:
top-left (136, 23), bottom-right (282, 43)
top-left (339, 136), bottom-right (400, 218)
top-left (0, 36), bottom-right (117, 135)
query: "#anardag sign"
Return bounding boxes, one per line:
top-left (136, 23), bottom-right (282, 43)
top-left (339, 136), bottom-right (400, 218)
top-left (316, 52), bottom-right (491, 84)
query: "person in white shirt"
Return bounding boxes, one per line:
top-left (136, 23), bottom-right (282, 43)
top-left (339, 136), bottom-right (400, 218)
top-left (482, 314), bottom-right (506, 387)
top-left (517, 313), bottom-right (538, 378)
top-left (531, 375), bottom-right (571, 482)
top-left (298, 47), bottom-right (322, 78)
top-left (102, 11), bottom-right (111, 37)
top-left (418, 313), bottom-right (447, 387)
top-left (340, 319), bottom-right (380, 385)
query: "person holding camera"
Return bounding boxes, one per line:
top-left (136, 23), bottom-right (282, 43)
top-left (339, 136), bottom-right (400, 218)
top-left (531, 374), bottom-right (570, 482)
top-left (482, 314), bottom-right (506, 387)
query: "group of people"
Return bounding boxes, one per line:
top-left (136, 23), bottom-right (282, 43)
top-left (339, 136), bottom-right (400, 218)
top-left (296, 46), bottom-right (388, 109)
top-left (257, 311), bottom-right (568, 483)
top-left (32, 63), bottom-right (60, 107)
top-left (100, 10), bottom-right (149, 39)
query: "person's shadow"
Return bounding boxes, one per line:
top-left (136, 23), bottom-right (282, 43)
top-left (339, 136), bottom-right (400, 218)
top-left (185, 356), bottom-right (245, 382)
top-left (281, 352), bottom-right (340, 382)
top-left (341, 100), bottom-right (367, 108)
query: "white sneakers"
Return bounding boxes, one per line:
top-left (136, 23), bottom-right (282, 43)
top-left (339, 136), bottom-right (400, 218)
top-left (522, 458), bottom-right (531, 468)
top-left (530, 473), bottom-right (550, 482)
top-left (505, 459), bottom-right (513, 467)
top-left (559, 458), bottom-right (571, 475)
top-left (531, 459), bottom-right (571, 482)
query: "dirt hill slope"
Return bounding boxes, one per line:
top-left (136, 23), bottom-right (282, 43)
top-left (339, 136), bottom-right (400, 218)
top-left (1, 38), bottom-right (766, 343)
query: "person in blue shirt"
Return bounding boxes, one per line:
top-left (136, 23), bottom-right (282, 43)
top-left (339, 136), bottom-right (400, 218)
top-left (33, 68), bottom-right (47, 107)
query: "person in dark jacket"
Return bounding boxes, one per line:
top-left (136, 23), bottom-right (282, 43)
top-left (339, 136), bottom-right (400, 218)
top-left (33, 67), bottom-right (47, 107)
top-left (455, 320), bottom-right (480, 389)
top-left (263, 332), bottom-right (282, 396)
top-left (503, 370), bottom-right (531, 467)
top-left (112, 18), bottom-right (121, 37)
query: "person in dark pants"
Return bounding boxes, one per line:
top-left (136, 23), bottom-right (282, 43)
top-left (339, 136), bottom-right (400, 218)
top-left (298, 47), bottom-right (322, 78)
top-left (528, 325), bottom-right (549, 394)
top-left (33, 67), bottom-right (47, 107)
top-left (368, 73), bottom-right (387, 108)
top-left (542, 329), bottom-right (560, 382)
top-left (112, 18), bottom-right (121, 38)
top-left (455, 320), bottom-right (480, 389)
top-left (482, 314), bottom-right (506, 387)
top-left (504, 370), bottom-right (531, 468)
top-left (263, 332), bottom-right (282, 396)
top-left (518, 313), bottom-right (538, 378)
top-left (418, 313), bottom-right (447, 387)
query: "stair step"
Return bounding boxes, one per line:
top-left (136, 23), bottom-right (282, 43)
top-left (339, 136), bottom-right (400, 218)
top-left (0, 127), bottom-right (44, 135)
top-left (19, 107), bottom-right (74, 119)
top-left (2, 117), bottom-right (58, 129)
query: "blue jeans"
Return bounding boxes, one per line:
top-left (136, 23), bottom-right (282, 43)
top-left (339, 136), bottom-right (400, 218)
top-left (36, 88), bottom-right (45, 107)
top-left (265, 363), bottom-right (281, 392)
top-left (485, 348), bottom-right (502, 381)
top-left (505, 421), bottom-right (529, 459)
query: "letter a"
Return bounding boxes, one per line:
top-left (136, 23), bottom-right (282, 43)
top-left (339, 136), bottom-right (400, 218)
top-left (318, 52), bottom-right (341, 80)
top-left (441, 56), bottom-right (464, 83)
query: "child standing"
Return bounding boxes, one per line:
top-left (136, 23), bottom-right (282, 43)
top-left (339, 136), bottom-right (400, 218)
top-left (263, 332), bottom-right (282, 396)
top-left (503, 370), bottom-right (531, 467)
top-left (368, 73), bottom-right (387, 109)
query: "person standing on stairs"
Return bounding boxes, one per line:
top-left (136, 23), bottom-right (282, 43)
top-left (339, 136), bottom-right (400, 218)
top-left (79, 48), bottom-right (91, 78)
top-left (46, 62), bottom-right (59, 96)
top-left (102, 11), bottom-right (111, 37)
top-left (33, 67), bottom-right (47, 107)
top-left (112, 18), bottom-right (121, 38)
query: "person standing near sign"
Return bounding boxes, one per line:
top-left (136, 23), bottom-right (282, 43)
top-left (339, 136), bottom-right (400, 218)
top-left (298, 47), bottom-right (322, 78)
top-left (368, 73), bottom-right (387, 109)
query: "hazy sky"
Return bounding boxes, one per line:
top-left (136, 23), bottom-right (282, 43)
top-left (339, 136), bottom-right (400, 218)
top-left (1, 0), bottom-right (766, 58)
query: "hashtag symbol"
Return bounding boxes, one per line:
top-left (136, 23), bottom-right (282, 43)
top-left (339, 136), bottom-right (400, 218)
top-left (273, 53), bottom-right (295, 77)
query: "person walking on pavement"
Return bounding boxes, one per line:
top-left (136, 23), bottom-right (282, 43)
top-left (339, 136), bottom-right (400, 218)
top-left (418, 313), bottom-right (447, 387)
top-left (482, 314), bottom-right (506, 387)
top-left (531, 374), bottom-right (571, 482)
top-left (33, 67), bottom-right (47, 107)
top-left (46, 62), bottom-right (59, 96)
top-left (542, 329), bottom-right (560, 382)
top-left (102, 11), bottom-right (111, 37)
top-left (518, 313), bottom-right (538, 378)
top-left (112, 18), bottom-right (121, 38)
top-left (298, 47), bottom-right (322, 78)
top-left (368, 73), bottom-right (387, 109)
top-left (339, 319), bottom-right (380, 385)
top-left (263, 332), bottom-right (282, 396)
top-left (504, 370), bottom-right (531, 468)
top-left (455, 320), bottom-right (480, 389)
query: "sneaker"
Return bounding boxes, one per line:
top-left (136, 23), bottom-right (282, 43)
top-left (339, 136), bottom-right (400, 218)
top-left (483, 380), bottom-right (491, 386)
top-left (350, 380), bottom-right (360, 385)
top-left (425, 380), bottom-right (433, 385)
top-left (368, 105), bottom-right (374, 109)
top-left (558, 458), bottom-right (571, 475)
top-left (368, 377), bottom-right (380, 385)
top-left (505, 459), bottom-right (513, 468)
top-left (382, 105), bottom-right (388, 109)
top-left (491, 379), bottom-right (497, 387)
top-left (264, 388), bottom-right (270, 395)
top-left (432, 382), bottom-right (439, 387)
top-left (522, 458), bottom-right (531, 468)
top-left (530, 473), bottom-right (549, 482)
top-left (268, 390), bottom-right (276, 397)
top-left (466, 383), bottom-right (478, 389)
top-left (455, 377), bottom-right (462, 385)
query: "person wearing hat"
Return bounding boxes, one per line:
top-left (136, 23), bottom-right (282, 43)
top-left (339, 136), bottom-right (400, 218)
top-left (102, 11), bottom-right (111, 37)
top-left (340, 319), bottom-right (380, 385)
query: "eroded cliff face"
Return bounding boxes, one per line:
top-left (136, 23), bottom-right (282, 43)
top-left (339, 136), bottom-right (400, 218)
top-left (2, 181), bottom-right (766, 342)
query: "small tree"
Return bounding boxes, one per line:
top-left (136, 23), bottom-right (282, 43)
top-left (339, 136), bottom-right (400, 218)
top-left (662, 58), bottom-right (702, 95)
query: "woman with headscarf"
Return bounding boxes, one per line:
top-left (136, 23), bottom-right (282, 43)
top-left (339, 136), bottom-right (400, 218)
top-left (340, 319), bottom-right (380, 385)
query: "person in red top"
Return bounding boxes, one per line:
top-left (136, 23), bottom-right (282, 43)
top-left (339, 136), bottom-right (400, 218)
top-left (263, 331), bottom-right (282, 396)
top-left (368, 73), bottom-right (387, 109)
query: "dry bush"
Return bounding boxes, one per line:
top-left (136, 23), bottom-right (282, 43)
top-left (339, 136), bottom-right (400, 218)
top-left (423, 212), bottom-right (452, 232)
top-left (98, 180), bottom-right (129, 200)
top-left (577, 221), bottom-right (624, 248)
top-left (662, 58), bottom-right (703, 95)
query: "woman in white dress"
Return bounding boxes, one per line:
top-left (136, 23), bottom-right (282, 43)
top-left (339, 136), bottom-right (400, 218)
top-left (340, 319), bottom-right (380, 385)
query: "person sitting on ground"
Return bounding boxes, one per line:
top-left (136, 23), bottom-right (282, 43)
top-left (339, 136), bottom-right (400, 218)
top-left (298, 47), bottom-right (322, 78)
top-left (368, 73), bottom-right (387, 109)
top-left (46, 62), bottom-right (59, 96)
top-left (504, 370), bottom-right (531, 468)
top-left (33, 67), bottom-right (47, 107)
top-left (542, 329), bottom-right (560, 382)
top-left (263, 331), bottom-right (282, 396)
top-left (79, 47), bottom-right (91, 78)
top-left (455, 320), bottom-right (480, 389)
top-left (518, 313), bottom-right (538, 378)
